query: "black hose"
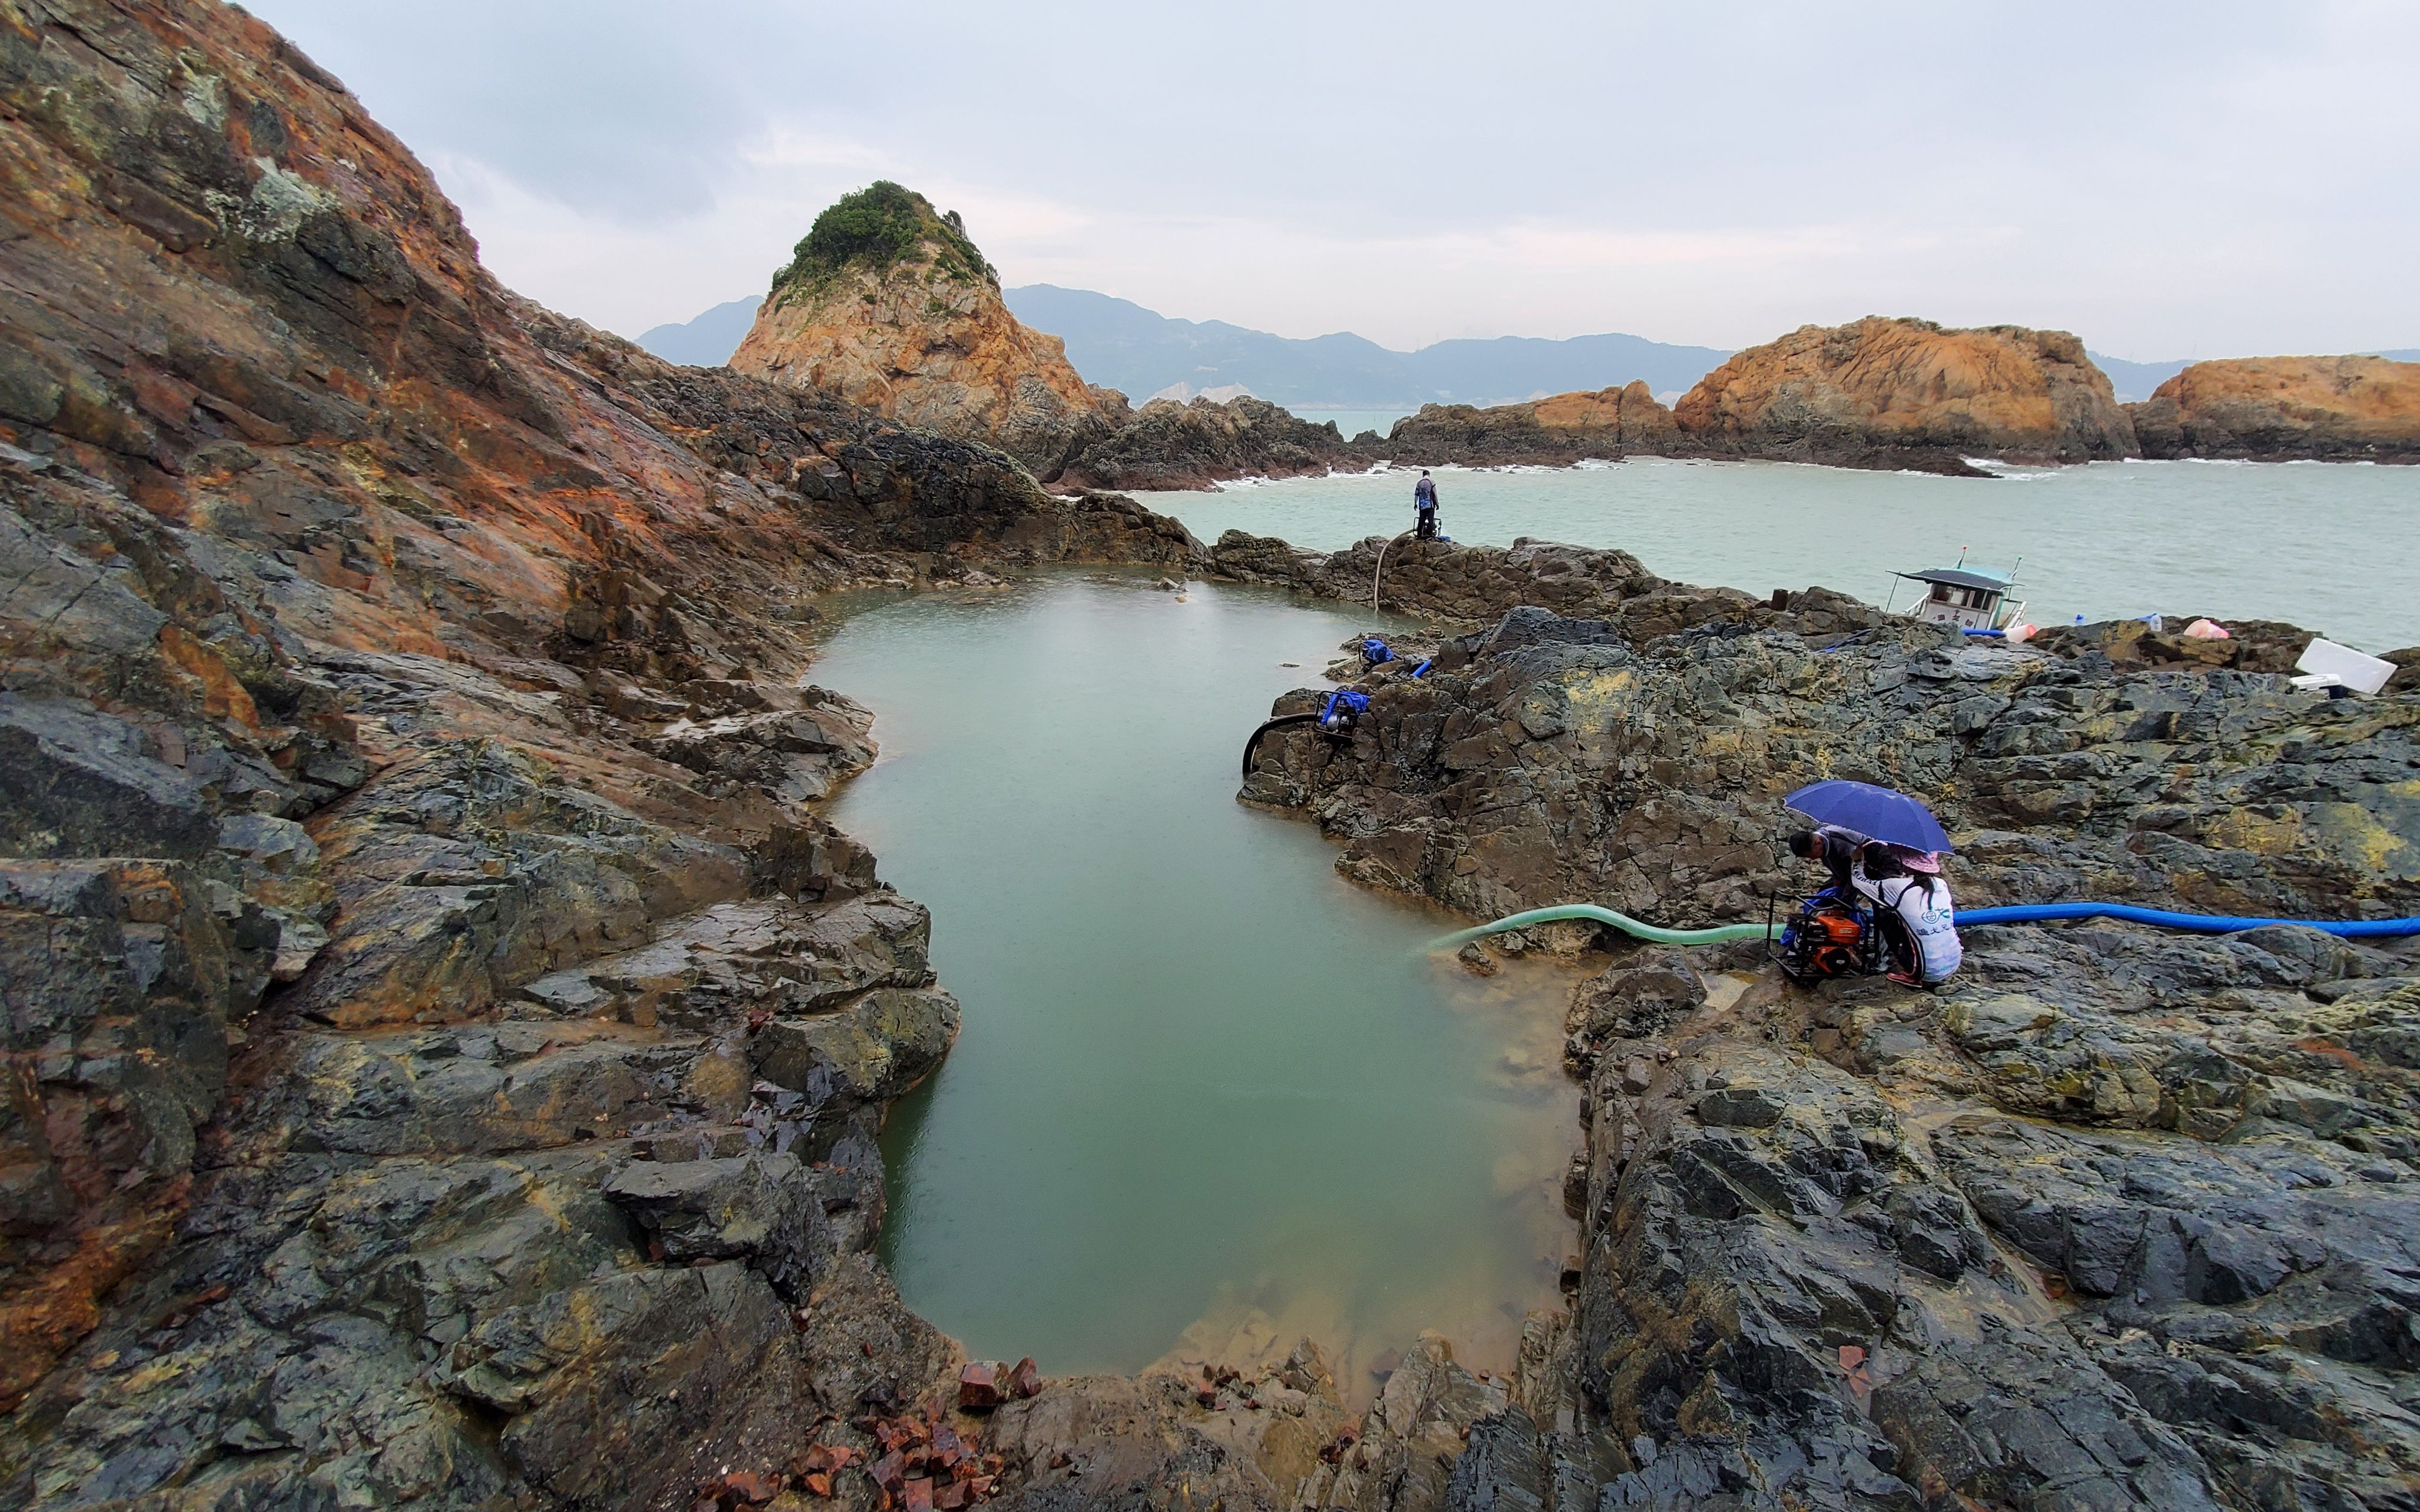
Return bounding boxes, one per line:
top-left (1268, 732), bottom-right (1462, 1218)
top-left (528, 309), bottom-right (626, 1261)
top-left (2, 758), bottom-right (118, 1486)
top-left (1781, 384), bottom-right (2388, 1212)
top-left (1240, 712), bottom-right (1319, 782)
top-left (1372, 530), bottom-right (1413, 612)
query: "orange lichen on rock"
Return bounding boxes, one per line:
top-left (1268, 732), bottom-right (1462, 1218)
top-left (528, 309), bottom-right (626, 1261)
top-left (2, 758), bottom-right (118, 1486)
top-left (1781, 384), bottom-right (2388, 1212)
top-left (1530, 380), bottom-right (1682, 448)
top-left (2130, 355), bottom-right (2420, 461)
top-left (732, 184), bottom-right (1117, 478)
top-left (1382, 381), bottom-right (1683, 467)
top-left (1674, 316), bottom-right (2137, 470)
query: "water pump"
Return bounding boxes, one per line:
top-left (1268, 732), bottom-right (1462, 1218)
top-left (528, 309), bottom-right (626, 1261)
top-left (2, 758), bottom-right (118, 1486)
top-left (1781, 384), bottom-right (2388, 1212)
top-left (1318, 690), bottom-right (1370, 736)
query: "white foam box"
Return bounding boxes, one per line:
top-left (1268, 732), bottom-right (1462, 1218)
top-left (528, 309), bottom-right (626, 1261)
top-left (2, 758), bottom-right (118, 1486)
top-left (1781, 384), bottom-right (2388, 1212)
top-left (2293, 637), bottom-right (2396, 696)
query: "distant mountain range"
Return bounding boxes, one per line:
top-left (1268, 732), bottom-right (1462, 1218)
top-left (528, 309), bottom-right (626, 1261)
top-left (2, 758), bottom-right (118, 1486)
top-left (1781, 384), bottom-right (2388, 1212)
top-left (1001, 286), bottom-right (1732, 408)
top-left (2089, 353), bottom-right (2193, 404)
top-left (638, 297), bottom-right (762, 367)
top-left (633, 290), bottom-right (1733, 407)
top-left (630, 294), bottom-right (2416, 411)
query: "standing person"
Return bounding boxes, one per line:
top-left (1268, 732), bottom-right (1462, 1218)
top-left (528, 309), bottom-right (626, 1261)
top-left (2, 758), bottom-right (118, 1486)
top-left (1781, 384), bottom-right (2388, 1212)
top-left (1852, 843), bottom-right (1961, 986)
top-left (1413, 470), bottom-right (1438, 540)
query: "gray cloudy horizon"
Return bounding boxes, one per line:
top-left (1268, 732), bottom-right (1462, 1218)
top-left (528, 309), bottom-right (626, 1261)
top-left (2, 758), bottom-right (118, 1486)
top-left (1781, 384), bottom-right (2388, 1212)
top-left (245, 0), bottom-right (2418, 363)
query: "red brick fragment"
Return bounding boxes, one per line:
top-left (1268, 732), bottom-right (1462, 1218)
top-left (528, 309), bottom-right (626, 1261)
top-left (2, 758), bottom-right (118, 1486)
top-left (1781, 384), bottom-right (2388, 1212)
top-left (901, 1477), bottom-right (934, 1512)
top-left (1008, 1357), bottom-right (1043, 1398)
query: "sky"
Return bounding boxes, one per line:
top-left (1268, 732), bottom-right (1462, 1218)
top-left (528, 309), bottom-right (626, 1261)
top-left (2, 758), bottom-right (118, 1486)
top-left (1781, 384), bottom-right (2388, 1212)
top-left (244, 1), bottom-right (2418, 360)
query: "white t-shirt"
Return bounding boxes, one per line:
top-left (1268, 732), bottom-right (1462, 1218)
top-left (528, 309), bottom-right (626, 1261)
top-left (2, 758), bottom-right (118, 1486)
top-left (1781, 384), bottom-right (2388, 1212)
top-left (1853, 868), bottom-right (1961, 983)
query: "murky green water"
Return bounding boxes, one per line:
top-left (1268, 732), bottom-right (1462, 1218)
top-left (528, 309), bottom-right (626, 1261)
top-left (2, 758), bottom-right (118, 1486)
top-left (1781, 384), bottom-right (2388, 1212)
top-left (1135, 457), bottom-right (2420, 653)
top-left (816, 573), bottom-right (1575, 1388)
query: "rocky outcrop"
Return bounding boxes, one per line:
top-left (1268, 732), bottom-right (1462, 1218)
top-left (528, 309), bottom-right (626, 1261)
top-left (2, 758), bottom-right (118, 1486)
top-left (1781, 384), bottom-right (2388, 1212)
top-left (1674, 317), bottom-right (2140, 472)
top-left (1055, 396), bottom-right (1363, 491)
top-left (2129, 355), bottom-right (2420, 461)
top-left (0, 2), bottom-right (1196, 1505)
top-left (1209, 531), bottom-right (1891, 639)
top-left (1380, 381), bottom-right (1684, 467)
top-left (1246, 606), bottom-right (2417, 925)
top-left (1246, 600), bottom-right (2420, 1510)
top-left (731, 182), bottom-right (1121, 479)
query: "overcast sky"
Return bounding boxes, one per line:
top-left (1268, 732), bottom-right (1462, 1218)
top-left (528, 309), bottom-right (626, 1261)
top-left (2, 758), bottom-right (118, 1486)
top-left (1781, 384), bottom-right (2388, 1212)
top-left (245, 1), bottom-right (2416, 360)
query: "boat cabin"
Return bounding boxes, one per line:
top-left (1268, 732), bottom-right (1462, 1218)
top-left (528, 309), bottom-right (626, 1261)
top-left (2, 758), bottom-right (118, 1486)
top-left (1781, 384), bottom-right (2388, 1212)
top-left (1895, 566), bottom-right (2023, 632)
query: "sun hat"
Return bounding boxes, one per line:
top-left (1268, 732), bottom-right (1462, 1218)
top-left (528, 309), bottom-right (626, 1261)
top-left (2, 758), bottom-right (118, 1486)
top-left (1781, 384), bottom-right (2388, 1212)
top-left (1893, 845), bottom-right (1942, 873)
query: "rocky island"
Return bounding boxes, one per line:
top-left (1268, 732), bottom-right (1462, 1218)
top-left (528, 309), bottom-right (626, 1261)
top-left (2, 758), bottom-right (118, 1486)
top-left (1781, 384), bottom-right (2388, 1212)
top-left (2130, 355), bottom-right (2420, 463)
top-left (5, 4), bottom-right (2419, 1512)
top-left (713, 192), bottom-right (2420, 486)
top-left (1318, 333), bottom-right (2420, 479)
top-left (1667, 317), bottom-right (2141, 474)
top-left (730, 183), bottom-right (1126, 482)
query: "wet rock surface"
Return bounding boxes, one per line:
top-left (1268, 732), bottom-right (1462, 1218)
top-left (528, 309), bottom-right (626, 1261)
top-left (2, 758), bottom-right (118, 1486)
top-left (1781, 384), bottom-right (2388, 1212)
top-left (1211, 531), bottom-right (1889, 640)
top-left (0, 1), bottom-right (1195, 1505)
top-left (9, 4), bottom-right (2419, 1509)
top-left (1245, 598), bottom-right (2420, 1508)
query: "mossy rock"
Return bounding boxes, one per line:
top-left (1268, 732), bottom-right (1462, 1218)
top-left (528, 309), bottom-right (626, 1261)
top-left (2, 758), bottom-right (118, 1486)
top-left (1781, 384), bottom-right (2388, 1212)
top-left (769, 181), bottom-right (994, 303)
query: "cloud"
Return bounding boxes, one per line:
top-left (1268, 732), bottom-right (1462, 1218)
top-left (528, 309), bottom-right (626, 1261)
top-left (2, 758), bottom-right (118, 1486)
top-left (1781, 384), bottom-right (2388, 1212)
top-left (248, 0), bottom-right (2420, 358)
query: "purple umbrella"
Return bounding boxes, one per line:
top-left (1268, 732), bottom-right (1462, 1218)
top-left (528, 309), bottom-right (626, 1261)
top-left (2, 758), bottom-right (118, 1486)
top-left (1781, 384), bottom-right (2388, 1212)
top-left (1784, 780), bottom-right (1954, 854)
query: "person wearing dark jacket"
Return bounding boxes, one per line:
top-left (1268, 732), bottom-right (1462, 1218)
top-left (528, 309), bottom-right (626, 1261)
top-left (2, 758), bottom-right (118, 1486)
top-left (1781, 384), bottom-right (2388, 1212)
top-left (1786, 825), bottom-right (1859, 896)
top-left (1413, 471), bottom-right (1438, 540)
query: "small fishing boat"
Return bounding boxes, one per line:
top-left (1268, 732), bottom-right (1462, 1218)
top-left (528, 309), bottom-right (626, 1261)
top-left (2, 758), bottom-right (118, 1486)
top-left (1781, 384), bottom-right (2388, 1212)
top-left (1887, 560), bottom-right (2026, 632)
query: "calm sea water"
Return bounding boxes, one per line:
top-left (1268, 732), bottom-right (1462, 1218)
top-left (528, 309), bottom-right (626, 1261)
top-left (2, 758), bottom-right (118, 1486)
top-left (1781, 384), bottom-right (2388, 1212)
top-left (1133, 458), bottom-right (2420, 653)
top-left (1292, 408), bottom-right (1414, 441)
top-left (817, 573), bottom-right (1575, 1390)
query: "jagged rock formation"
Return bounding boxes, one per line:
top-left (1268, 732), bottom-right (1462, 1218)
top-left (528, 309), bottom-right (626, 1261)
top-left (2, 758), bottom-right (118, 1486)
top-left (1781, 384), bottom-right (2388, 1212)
top-left (1055, 395), bottom-right (1362, 491)
top-left (730, 182), bottom-right (1121, 480)
top-left (1380, 381), bottom-right (1684, 467)
top-left (0, 2), bottom-right (1195, 1506)
top-left (1210, 531), bottom-right (1890, 640)
top-left (1673, 316), bottom-right (2140, 473)
top-left (2129, 355), bottom-right (2420, 461)
top-left (9, 2), bottom-right (2418, 1508)
top-left (1244, 599), bottom-right (2420, 1508)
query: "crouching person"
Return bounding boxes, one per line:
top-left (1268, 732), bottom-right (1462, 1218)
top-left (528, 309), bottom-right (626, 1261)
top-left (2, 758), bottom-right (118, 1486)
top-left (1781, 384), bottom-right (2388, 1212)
top-left (1854, 842), bottom-right (1961, 987)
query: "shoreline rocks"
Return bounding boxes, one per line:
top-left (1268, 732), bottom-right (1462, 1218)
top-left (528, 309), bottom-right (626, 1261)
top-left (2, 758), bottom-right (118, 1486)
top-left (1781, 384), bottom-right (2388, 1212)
top-left (8, 2), bottom-right (2420, 1508)
top-left (1379, 381), bottom-right (1685, 468)
top-left (1054, 395), bottom-right (1364, 491)
top-left (1671, 316), bottom-right (2140, 472)
top-left (0, 4), bottom-right (1198, 1506)
top-left (2130, 355), bottom-right (2420, 462)
top-left (1241, 593), bottom-right (2420, 1510)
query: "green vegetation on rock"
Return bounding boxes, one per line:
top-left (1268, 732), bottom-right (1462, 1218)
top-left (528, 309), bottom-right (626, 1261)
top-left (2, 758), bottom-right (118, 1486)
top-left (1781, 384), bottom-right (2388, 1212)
top-left (769, 181), bottom-right (995, 303)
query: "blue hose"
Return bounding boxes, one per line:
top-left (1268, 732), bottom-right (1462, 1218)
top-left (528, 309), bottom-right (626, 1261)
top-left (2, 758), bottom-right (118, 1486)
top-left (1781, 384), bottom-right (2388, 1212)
top-left (1958, 902), bottom-right (2420, 938)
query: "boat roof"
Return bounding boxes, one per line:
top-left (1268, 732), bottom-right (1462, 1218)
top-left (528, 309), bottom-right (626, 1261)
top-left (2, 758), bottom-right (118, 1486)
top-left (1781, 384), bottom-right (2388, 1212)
top-left (1897, 567), bottom-right (2015, 591)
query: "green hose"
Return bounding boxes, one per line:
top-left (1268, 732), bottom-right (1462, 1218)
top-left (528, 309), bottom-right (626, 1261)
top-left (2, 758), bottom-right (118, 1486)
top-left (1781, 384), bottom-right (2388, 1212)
top-left (1432, 903), bottom-right (1774, 953)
